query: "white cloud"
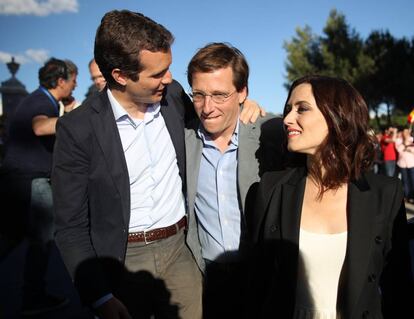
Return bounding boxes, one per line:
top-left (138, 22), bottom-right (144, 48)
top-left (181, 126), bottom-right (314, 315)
top-left (0, 51), bottom-right (29, 64)
top-left (25, 49), bottom-right (49, 64)
top-left (0, 49), bottom-right (49, 64)
top-left (0, 0), bottom-right (78, 16)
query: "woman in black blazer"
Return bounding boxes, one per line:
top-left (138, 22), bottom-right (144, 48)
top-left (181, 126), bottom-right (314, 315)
top-left (249, 75), bottom-right (413, 318)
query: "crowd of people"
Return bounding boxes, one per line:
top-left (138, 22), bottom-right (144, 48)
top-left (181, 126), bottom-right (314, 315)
top-left (373, 125), bottom-right (414, 203)
top-left (0, 9), bottom-right (413, 319)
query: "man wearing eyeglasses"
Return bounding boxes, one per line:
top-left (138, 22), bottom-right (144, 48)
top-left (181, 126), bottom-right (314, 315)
top-left (185, 42), bottom-right (285, 319)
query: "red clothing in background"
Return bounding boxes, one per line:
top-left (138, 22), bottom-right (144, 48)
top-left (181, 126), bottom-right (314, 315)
top-left (381, 134), bottom-right (397, 161)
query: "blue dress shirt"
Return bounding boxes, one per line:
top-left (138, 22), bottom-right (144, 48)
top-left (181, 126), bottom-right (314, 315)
top-left (107, 89), bottom-right (185, 232)
top-left (194, 121), bottom-right (242, 263)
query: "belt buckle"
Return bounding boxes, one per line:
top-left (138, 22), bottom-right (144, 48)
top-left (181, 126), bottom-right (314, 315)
top-left (143, 229), bottom-right (155, 245)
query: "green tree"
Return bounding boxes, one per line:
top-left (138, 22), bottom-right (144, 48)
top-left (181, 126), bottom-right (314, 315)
top-left (361, 31), bottom-right (396, 125)
top-left (284, 9), bottom-right (414, 126)
top-left (284, 9), bottom-right (373, 86)
top-left (363, 32), bottom-right (414, 123)
top-left (284, 26), bottom-right (322, 87)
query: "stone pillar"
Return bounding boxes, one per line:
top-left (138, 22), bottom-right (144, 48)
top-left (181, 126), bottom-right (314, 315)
top-left (0, 57), bottom-right (29, 148)
top-left (0, 57), bottom-right (28, 117)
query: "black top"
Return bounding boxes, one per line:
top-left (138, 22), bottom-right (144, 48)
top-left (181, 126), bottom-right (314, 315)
top-left (2, 88), bottom-right (58, 177)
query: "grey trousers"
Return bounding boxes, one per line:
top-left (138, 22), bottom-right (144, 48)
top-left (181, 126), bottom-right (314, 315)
top-left (124, 229), bottom-right (202, 319)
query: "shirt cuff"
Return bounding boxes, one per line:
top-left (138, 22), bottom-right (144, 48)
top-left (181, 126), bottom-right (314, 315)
top-left (92, 293), bottom-right (114, 309)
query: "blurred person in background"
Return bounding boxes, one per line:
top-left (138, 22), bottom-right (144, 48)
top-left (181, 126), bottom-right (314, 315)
top-left (89, 58), bottom-right (106, 91)
top-left (0, 57), bottom-right (77, 316)
top-left (380, 126), bottom-right (397, 177)
top-left (60, 59), bottom-right (79, 114)
top-left (85, 58), bottom-right (106, 99)
top-left (396, 127), bottom-right (414, 203)
top-left (372, 130), bottom-right (383, 174)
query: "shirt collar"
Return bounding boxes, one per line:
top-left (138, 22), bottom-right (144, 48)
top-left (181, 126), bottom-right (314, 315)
top-left (39, 86), bottom-right (59, 113)
top-left (107, 88), bottom-right (161, 123)
top-left (197, 117), bottom-right (240, 147)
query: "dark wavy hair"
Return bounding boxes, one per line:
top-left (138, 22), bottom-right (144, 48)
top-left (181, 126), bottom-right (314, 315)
top-left (187, 42), bottom-right (249, 93)
top-left (284, 75), bottom-right (375, 194)
top-left (94, 10), bottom-right (174, 89)
top-left (38, 58), bottom-right (68, 89)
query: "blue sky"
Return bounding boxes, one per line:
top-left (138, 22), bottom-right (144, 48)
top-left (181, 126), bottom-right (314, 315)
top-left (0, 0), bottom-right (413, 115)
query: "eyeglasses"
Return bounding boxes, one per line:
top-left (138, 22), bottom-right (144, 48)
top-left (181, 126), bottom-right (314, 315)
top-left (189, 90), bottom-right (236, 104)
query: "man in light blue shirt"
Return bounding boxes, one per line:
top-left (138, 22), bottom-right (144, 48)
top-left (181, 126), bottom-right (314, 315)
top-left (185, 43), bottom-right (285, 319)
top-left (53, 11), bottom-right (202, 319)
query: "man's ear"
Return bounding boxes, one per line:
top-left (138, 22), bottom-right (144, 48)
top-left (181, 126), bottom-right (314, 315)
top-left (238, 86), bottom-right (248, 105)
top-left (56, 77), bottom-right (66, 88)
top-left (111, 69), bottom-right (128, 86)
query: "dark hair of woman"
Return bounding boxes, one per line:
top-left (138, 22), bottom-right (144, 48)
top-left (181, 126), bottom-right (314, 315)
top-left (284, 75), bottom-right (375, 195)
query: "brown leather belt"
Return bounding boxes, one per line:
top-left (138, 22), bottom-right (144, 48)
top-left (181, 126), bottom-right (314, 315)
top-left (127, 216), bottom-right (187, 244)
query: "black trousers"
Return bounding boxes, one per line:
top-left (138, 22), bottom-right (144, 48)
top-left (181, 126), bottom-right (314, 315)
top-left (203, 259), bottom-right (247, 319)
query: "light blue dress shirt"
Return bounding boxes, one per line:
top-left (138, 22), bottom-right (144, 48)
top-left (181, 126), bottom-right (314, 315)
top-left (107, 89), bottom-right (185, 232)
top-left (93, 90), bottom-right (187, 309)
top-left (194, 121), bottom-right (242, 263)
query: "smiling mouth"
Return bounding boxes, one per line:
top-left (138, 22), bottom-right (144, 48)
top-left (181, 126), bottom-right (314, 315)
top-left (202, 114), bottom-right (220, 120)
top-left (287, 130), bottom-right (301, 137)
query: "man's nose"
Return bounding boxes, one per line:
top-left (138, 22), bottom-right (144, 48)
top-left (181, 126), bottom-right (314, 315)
top-left (161, 70), bottom-right (173, 85)
top-left (202, 95), bottom-right (215, 113)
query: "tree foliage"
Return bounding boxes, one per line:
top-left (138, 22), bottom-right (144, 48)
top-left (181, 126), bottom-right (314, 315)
top-left (284, 9), bottom-right (414, 125)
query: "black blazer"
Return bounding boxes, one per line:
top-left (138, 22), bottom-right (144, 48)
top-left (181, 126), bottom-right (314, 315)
top-left (52, 81), bottom-right (195, 305)
top-left (248, 167), bottom-right (413, 319)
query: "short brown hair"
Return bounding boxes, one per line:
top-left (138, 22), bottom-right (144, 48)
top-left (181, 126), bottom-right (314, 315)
top-left (64, 59), bottom-right (78, 77)
top-left (284, 75), bottom-right (375, 194)
top-left (187, 42), bottom-right (249, 92)
top-left (38, 58), bottom-right (68, 89)
top-left (94, 10), bottom-right (174, 88)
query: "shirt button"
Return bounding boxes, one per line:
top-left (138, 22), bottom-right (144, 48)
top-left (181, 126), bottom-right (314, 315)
top-left (368, 274), bottom-right (377, 283)
top-left (374, 236), bottom-right (382, 244)
top-left (270, 225), bottom-right (279, 232)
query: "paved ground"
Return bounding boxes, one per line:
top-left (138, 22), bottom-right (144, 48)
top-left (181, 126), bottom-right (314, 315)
top-left (0, 241), bottom-right (93, 319)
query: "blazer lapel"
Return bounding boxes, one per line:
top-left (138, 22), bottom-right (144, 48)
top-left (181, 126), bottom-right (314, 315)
top-left (185, 127), bottom-right (203, 212)
top-left (279, 168), bottom-right (306, 277)
top-left (90, 92), bottom-right (130, 226)
top-left (160, 101), bottom-right (186, 184)
top-left (265, 167), bottom-right (305, 315)
top-left (263, 168), bottom-right (306, 277)
top-left (280, 173), bottom-right (305, 246)
top-left (338, 177), bottom-right (374, 318)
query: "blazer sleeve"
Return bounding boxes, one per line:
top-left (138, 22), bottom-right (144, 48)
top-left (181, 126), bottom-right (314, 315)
top-left (52, 117), bottom-right (111, 305)
top-left (380, 180), bottom-right (414, 317)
